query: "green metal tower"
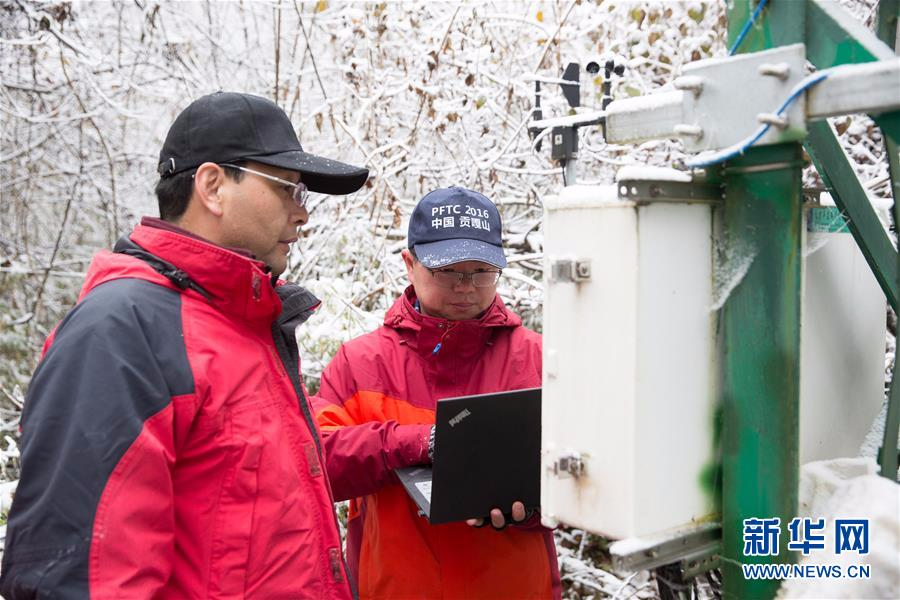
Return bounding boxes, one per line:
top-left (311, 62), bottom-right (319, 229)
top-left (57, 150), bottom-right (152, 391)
top-left (722, 1), bottom-right (899, 598)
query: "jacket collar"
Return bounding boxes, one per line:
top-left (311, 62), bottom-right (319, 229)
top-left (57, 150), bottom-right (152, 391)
top-left (140, 216), bottom-right (255, 259)
top-left (132, 223), bottom-right (283, 323)
top-left (383, 286), bottom-right (520, 360)
top-left (81, 222), bottom-right (285, 325)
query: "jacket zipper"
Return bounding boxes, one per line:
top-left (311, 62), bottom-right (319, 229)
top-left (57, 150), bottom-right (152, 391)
top-left (431, 321), bottom-right (456, 356)
top-left (270, 324), bottom-right (358, 599)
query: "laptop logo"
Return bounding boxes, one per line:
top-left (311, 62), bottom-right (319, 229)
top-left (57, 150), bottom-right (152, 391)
top-left (448, 409), bottom-right (472, 427)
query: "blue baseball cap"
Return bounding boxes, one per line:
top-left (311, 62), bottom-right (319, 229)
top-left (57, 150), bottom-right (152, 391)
top-left (408, 187), bottom-right (507, 269)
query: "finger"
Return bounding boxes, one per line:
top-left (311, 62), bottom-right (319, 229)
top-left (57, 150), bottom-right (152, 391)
top-left (466, 518), bottom-right (484, 527)
top-left (490, 508), bottom-right (505, 529)
top-left (511, 501), bottom-right (526, 522)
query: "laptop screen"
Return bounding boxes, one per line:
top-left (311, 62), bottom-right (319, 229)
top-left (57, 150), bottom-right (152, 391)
top-left (428, 387), bottom-right (541, 524)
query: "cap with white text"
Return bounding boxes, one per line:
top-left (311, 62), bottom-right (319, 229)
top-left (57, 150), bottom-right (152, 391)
top-left (408, 187), bottom-right (506, 269)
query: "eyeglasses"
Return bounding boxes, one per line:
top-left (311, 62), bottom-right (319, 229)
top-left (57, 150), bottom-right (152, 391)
top-left (218, 164), bottom-right (309, 208)
top-left (427, 269), bottom-right (502, 288)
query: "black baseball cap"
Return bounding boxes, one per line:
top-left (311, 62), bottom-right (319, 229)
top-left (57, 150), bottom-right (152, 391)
top-left (408, 187), bottom-right (507, 269)
top-left (157, 92), bottom-right (369, 195)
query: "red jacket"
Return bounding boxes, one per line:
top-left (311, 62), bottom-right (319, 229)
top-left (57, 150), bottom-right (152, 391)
top-left (1, 221), bottom-right (352, 599)
top-left (314, 287), bottom-right (560, 599)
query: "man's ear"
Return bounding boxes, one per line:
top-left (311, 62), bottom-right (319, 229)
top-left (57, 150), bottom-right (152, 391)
top-left (401, 248), bottom-right (416, 284)
top-left (193, 162), bottom-right (226, 217)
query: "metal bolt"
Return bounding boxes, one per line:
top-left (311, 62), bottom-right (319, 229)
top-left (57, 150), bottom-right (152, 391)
top-left (757, 113), bottom-right (789, 129)
top-left (674, 124), bottom-right (703, 139)
top-left (759, 62), bottom-right (791, 80)
top-left (674, 75), bottom-right (704, 96)
top-left (575, 261), bottom-right (591, 279)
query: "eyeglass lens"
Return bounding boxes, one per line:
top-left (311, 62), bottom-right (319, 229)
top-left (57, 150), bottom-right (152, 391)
top-left (292, 182), bottom-right (309, 208)
top-left (431, 271), bottom-right (500, 288)
top-left (219, 163), bottom-right (308, 209)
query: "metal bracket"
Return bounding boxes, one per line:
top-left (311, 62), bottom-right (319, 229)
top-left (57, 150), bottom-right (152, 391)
top-left (609, 522), bottom-right (721, 574)
top-left (680, 544), bottom-right (721, 579)
top-left (551, 454), bottom-right (585, 478)
top-left (806, 58), bottom-right (900, 120)
top-left (679, 43), bottom-right (808, 152)
top-left (617, 180), bottom-right (723, 205)
top-left (550, 258), bottom-right (591, 282)
top-left (606, 45), bottom-right (809, 151)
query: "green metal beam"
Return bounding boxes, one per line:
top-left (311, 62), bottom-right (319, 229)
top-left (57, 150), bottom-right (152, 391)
top-left (723, 6), bottom-right (804, 599)
top-left (722, 0), bottom-right (895, 64)
top-left (875, 0), bottom-right (899, 52)
top-left (880, 130), bottom-right (900, 205)
top-left (805, 0), bottom-right (900, 187)
top-left (881, 367), bottom-right (900, 480)
top-left (876, 0), bottom-right (900, 134)
top-left (872, 112), bottom-right (900, 149)
top-left (889, 146), bottom-right (900, 480)
top-left (726, 0), bottom-right (805, 55)
top-left (883, 226), bottom-right (900, 482)
top-left (875, 0), bottom-right (900, 482)
top-left (805, 0), bottom-right (895, 68)
top-left (805, 122), bottom-right (899, 312)
top-left (720, 143), bottom-right (803, 600)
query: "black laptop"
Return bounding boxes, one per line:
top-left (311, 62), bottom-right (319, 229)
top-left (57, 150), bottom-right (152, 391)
top-left (395, 387), bottom-right (541, 525)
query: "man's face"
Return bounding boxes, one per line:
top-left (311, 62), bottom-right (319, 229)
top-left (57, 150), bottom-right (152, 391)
top-left (402, 250), bottom-right (499, 320)
top-left (217, 161), bottom-right (308, 276)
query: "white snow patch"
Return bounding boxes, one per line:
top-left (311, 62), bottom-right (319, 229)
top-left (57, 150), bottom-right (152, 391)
top-left (803, 231), bottom-right (834, 258)
top-left (710, 238), bottom-right (757, 312)
top-left (0, 479), bottom-right (17, 515)
top-left (616, 165), bottom-right (692, 183)
top-left (779, 459), bottom-right (900, 599)
top-left (859, 397), bottom-right (900, 465)
top-left (544, 184), bottom-right (624, 211)
top-left (607, 90), bottom-right (684, 115)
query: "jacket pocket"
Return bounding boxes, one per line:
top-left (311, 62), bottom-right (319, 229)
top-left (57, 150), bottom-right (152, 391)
top-left (207, 402), bottom-right (265, 597)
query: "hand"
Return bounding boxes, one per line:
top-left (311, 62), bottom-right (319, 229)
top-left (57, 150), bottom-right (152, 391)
top-left (466, 501), bottom-right (527, 529)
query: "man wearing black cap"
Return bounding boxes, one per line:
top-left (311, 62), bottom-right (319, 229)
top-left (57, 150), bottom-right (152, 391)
top-left (312, 188), bottom-right (560, 599)
top-left (1, 92), bottom-right (368, 599)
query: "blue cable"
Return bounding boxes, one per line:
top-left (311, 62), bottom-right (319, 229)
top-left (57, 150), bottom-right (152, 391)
top-left (685, 71), bottom-right (829, 169)
top-left (729, 0), bottom-right (769, 56)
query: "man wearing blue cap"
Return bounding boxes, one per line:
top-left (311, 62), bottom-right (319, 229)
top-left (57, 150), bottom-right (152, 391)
top-left (313, 187), bottom-right (560, 599)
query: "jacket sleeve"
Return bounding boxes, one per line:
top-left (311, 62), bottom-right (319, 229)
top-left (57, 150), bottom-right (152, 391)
top-left (0, 280), bottom-right (194, 599)
top-left (312, 345), bottom-right (431, 502)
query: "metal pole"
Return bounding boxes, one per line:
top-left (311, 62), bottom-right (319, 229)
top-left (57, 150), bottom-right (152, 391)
top-left (564, 160), bottom-right (576, 186)
top-left (722, 4), bottom-right (803, 597)
top-left (720, 143), bottom-right (803, 599)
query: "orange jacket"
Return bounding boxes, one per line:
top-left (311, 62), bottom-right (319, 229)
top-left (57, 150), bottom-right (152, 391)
top-left (314, 287), bottom-right (560, 599)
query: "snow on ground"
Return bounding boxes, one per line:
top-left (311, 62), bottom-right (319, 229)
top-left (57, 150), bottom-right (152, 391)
top-left (779, 459), bottom-right (900, 599)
